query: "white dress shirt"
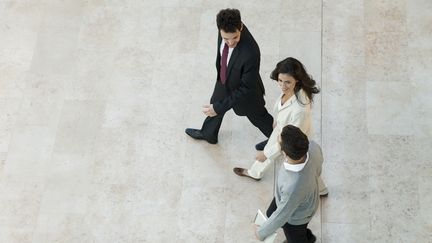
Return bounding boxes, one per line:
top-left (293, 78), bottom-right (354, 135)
top-left (220, 41), bottom-right (234, 64)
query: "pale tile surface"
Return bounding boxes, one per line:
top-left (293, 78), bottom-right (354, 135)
top-left (322, 0), bottom-right (432, 242)
top-left (0, 0), bottom-right (431, 243)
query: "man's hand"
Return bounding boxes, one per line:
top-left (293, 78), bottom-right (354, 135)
top-left (256, 151), bottom-right (267, 162)
top-left (253, 224), bottom-right (261, 240)
top-left (202, 104), bottom-right (217, 117)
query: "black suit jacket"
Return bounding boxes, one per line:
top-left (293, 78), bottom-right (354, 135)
top-left (211, 25), bottom-right (266, 116)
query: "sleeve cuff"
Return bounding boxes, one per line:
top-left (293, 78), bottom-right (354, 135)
top-left (257, 228), bottom-right (266, 241)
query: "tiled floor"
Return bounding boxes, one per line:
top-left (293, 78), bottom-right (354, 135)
top-left (0, 0), bottom-right (431, 242)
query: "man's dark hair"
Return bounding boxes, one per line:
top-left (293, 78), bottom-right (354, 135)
top-left (216, 8), bottom-right (242, 33)
top-left (280, 125), bottom-right (309, 160)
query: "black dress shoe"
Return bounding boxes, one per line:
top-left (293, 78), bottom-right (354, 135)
top-left (185, 128), bottom-right (217, 144)
top-left (255, 139), bottom-right (268, 151)
top-left (185, 128), bottom-right (204, 139)
top-left (307, 229), bottom-right (316, 243)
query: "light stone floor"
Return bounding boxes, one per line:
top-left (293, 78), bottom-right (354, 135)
top-left (0, 0), bottom-right (431, 242)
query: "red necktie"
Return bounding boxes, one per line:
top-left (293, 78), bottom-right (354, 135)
top-left (220, 43), bottom-right (228, 84)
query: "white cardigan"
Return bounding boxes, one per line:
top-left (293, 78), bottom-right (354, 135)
top-left (263, 90), bottom-right (312, 161)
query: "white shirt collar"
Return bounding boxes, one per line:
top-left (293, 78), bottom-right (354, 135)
top-left (278, 93), bottom-right (296, 110)
top-left (283, 152), bottom-right (309, 172)
top-left (278, 90), bottom-right (310, 110)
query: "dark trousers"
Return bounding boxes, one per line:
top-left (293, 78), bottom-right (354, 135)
top-left (266, 198), bottom-right (316, 243)
top-left (255, 139), bottom-right (268, 151)
top-left (200, 107), bottom-right (273, 142)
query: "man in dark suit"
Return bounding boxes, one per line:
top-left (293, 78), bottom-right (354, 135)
top-left (185, 8), bottom-right (273, 145)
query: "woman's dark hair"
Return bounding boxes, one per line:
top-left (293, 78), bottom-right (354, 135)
top-left (280, 125), bottom-right (309, 161)
top-left (216, 8), bottom-right (242, 33)
top-left (270, 57), bottom-right (320, 104)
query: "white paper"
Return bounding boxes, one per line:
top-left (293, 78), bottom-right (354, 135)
top-left (254, 209), bottom-right (277, 243)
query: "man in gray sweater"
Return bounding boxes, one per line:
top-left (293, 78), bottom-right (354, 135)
top-left (255, 125), bottom-right (322, 243)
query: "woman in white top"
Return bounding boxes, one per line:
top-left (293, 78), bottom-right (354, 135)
top-left (233, 57), bottom-right (327, 195)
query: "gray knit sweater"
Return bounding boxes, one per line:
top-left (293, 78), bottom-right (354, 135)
top-left (257, 141), bottom-right (323, 240)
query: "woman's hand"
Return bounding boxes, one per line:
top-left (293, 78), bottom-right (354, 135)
top-left (255, 151), bottom-right (267, 162)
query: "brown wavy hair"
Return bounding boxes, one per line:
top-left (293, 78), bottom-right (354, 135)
top-left (270, 57), bottom-right (320, 104)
